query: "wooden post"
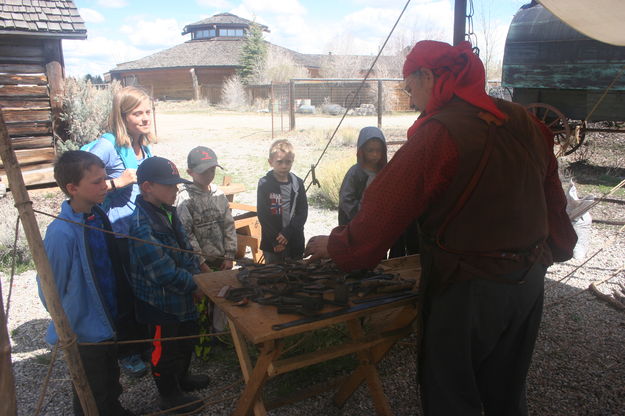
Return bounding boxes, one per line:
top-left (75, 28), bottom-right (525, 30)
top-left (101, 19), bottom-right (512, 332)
top-left (190, 68), bottom-right (200, 101)
top-left (377, 80), bottom-right (383, 129)
top-left (453, 0), bottom-right (468, 45)
top-left (43, 39), bottom-right (64, 142)
top-left (0, 112), bottom-right (98, 415)
top-left (289, 79), bottom-right (295, 131)
top-left (0, 279), bottom-right (17, 415)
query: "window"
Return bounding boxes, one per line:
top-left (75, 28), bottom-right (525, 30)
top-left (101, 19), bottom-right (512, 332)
top-left (219, 28), bottom-right (244, 37)
top-left (194, 29), bottom-right (216, 39)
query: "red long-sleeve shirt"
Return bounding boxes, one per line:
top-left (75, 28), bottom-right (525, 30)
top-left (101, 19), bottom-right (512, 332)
top-left (328, 119), bottom-right (574, 271)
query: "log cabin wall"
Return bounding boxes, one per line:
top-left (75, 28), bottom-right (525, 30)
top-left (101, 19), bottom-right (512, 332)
top-left (0, 36), bottom-right (59, 187)
top-left (112, 67), bottom-right (237, 103)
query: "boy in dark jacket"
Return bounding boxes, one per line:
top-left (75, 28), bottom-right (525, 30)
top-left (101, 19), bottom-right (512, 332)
top-left (257, 139), bottom-right (308, 263)
top-left (338, 126), bottom-right (387, 226)
top-left (128, 156), bottom-right (208, 414)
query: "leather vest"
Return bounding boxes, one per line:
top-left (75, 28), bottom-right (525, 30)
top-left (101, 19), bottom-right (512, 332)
top-left (419, 98), bottom-right (551, 289)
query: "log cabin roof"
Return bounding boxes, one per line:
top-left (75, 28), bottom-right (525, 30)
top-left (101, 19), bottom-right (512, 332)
top-left (0, 0), bottom-right (86, 39)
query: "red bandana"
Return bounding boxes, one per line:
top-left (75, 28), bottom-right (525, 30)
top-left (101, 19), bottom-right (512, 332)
top-left (403, 40), bottom-right (507, 141)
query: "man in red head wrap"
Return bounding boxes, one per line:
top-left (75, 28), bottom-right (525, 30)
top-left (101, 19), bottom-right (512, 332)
top-left (305, 40), bottom-right (576, 415)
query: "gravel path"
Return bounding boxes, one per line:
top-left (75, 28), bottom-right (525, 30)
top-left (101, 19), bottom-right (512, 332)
top-left (1, 113), bottom-right (624, 415)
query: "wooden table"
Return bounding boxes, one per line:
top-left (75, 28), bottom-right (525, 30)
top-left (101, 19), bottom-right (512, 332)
top-left (194, 255), bottom-right (421, 416)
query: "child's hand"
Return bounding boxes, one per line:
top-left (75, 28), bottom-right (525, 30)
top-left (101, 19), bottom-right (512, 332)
top-left (221, 259), bottom-right (233, 270)
top-left (276, 233), bottom-right (288, 245)
top-left (192, 288), bottom-right (205, 302)
top-left (199, 262), bottom-right (212, 273)
top-left (274, 243), bottom-right (286, 253)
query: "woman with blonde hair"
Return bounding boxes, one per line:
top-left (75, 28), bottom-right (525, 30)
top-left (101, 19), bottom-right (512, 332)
top-left (86, 85), bottom-right (155, 378)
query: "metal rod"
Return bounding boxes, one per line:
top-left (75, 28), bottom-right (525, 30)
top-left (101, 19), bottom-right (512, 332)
top-left (454, 0), bottom-right (468, 45)
top-left (582, 127), bottom-right (625, 133)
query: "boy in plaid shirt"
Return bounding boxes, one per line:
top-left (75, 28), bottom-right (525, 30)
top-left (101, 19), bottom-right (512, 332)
top-left (128, 156), bottom-right (208, 414)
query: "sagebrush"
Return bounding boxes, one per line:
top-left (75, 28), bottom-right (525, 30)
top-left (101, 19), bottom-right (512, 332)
top-left (310, 156), bottom-right (355, 209)
top-left (221, 75), bottom-right (248, 110)
top-left (58, 78), bottom-right (121, 150)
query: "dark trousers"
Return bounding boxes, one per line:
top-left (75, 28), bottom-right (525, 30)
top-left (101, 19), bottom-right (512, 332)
top-left (420, 261), bottom-right (546, 416)
top-left (149, 320), bottom-right (198, 397)
top-left (72, 342), bottom-right (123, 416)
top-left (115, 238), bottom-right (149, 358)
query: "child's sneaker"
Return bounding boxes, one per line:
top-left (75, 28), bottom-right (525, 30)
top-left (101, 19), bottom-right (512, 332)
top-left (119, 353), bottom-right (148, 378)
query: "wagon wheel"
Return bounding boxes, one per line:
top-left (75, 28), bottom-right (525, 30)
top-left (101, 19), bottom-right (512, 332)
top-left (525, 103), bottom-right (572, 157)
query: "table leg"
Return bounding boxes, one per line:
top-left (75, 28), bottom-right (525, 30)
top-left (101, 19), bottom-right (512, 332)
top-left (232, 338), bottom-right (282, 416)
top-left (343, 319), bottom-right (393, 416)
top-left (229, 319), bottom-right (268, 416)
top-left (334, 306), bottom-right (418, 410)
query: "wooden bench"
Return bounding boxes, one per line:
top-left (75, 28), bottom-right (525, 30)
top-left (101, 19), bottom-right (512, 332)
top-left (220, 176), bottom-right (263, 263)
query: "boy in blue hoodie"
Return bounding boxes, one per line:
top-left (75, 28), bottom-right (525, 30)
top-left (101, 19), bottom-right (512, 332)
top-left (38, 150), bottom-right (133, 415)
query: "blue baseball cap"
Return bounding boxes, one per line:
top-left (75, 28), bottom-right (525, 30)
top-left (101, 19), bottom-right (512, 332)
top-left (137, 156), bottom-right (192, 185)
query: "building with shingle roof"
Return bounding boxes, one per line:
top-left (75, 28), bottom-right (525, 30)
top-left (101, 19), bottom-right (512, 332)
top-left (107, 12), bottom-right (397, 103)
top-left (108, 12), bottom-right (325, 102)
top-left (0, 0), bottom-right (86, 186)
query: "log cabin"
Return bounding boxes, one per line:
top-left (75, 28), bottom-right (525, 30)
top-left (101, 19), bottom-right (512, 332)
top-left (0, 0), bottom-right (86, 187)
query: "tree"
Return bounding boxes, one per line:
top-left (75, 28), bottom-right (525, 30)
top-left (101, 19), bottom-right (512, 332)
top-left (475, 0), bottom-right (503, 81)
top-left (83, 74), bottom-right (104, 84)
top-left (251, 47), bottom-right (309, 84)
top-left (238, 23), bottom-right (267, 85)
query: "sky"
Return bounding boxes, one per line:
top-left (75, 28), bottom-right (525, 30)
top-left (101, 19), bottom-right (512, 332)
top-left (65, 0), bottom-right (530, 77)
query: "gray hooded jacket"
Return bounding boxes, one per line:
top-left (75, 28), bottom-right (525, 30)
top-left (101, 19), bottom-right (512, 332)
top-left (176, 183), bottom-right (237, 264)
top-left (338, 126), bottom-right (388, 226)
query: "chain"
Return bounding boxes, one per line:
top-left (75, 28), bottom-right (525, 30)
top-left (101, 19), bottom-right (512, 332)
top-left (466, 0), bottom-right (480, 56)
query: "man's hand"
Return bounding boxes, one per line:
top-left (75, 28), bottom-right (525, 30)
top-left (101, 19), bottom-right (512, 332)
top-left (304, 235), bottom-right (330, 261)
top-left (199, 262), bottom-right (211, 273)
top-left (276, 233), bottom-right (288, 245)
top-left (274, 243), bottom-right (286, 253)
top-left (221, 259), bottom-right (234, 270)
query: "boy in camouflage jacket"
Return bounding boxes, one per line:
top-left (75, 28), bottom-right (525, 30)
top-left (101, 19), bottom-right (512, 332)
top-left (176, 146), bottom-right (237, 272)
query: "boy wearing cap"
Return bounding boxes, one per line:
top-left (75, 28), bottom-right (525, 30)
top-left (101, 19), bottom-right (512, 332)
top-left (176, 146), bottom-right (237, 272)
top-left (127, 156), bottom-right (208, 413)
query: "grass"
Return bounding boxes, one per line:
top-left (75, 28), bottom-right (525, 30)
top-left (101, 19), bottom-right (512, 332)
top-left (206, 324), bottom-right (357, 398)
top-left (309, 154), bottom-right (355, 209)
top-left (34, 352), bottom-right (52, 366)
top-left (264, 325), bottom-right (357, 398)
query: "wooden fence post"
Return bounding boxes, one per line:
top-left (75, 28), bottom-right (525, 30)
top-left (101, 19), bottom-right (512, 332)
top-left (377, 80), bottom-right (383, 129)
top-left (0, 279), bottom-right (17, 415)
top-left (0, 111), bottom-right (98, 415)
top-left (190, 68), bottom-right (200, 101)
top-left (289, 79), bottom-right (295, 131)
